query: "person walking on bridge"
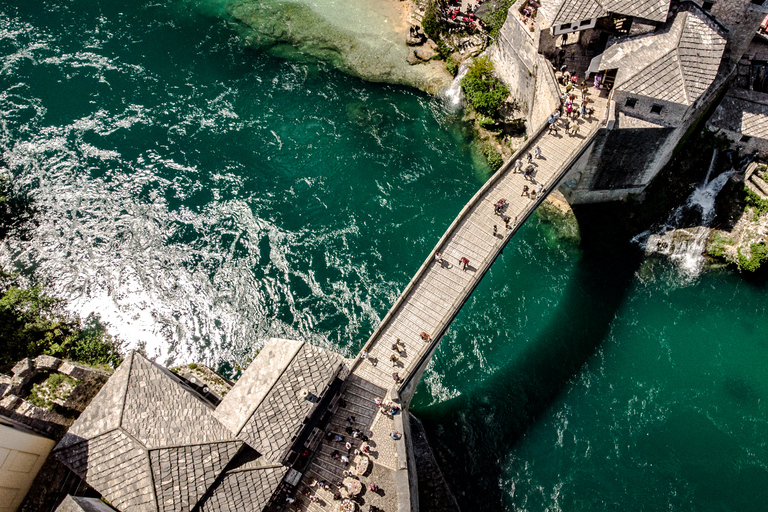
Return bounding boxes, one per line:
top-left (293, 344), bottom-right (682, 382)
top-left (535, 146), bottom-right (541, 159)
top-left (514, 159), bottom-right (523, 172)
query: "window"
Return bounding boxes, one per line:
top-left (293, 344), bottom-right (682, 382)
top-left (650, 104), bottom-right (663, 114)
top-left (580, 19), bottom-right (592, 26)
top-left (740, 135), bottom-right (752, 142)
top-left (560, 23), bottom-right (572, 29)
top-left (625, 98), bottom-right (637, 108)
top-left (702, 1), bottom-right (714, 10)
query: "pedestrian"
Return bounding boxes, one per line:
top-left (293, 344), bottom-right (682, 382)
top-left (286, 497), bottom-right (295, 504)
top-left (341, 455), bottom-right (349, 465)
top-left (514, 159), bottom-right (523, 172)
top-left (390, 354), bottom-right (398, 364)
top-left (537, 183), bottom-right (543, 195)
top-left (572, 123), bottom-right (580, 136)
top-left (310, 495), bottom-right (319, 503)
top-left (504, 216), bottom-right (510, 228)
top-left (522, 185), bottom-right (529, 197)
top-left (535, 146), bottom-right (541, 158)
top-left (345, 441), bottom-right (352, 451)
top-left (393, 372), bottom-right (402, 383)
top-left (390, 431), bottom-right (402, 440)
top-left (493, 224), bottom-right (498, 236)
top-left (527, 164), bottom-right (536, 180)
top-left (347, 416), bottom-right (355, 424)
top-left (460, 257), bottom-right (469, 270)
top-left (526, 152), bottom-right (532, 163)
top-left (361, 350), bottom-right (368, 361)
top-left (563, 119), bottom-right (570, 132)
top-left (434, 252), bottom-right (443, 263)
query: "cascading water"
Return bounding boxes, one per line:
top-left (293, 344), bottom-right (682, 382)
top-left (636, 150), bottom-right (732, 279)
top-left (442, 59), bottom-right (470, 108)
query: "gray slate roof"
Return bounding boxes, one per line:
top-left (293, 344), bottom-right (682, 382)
top-left (709, 89), bottom-right (768, 140)
top-left (539, 0), bottom-right (670, 27)
top-left (54, 352), bottom-right (243, 512)
top-left (197, 449), bottom-right (289, 512)
top-left (599, 5), bottom-right (726, 106)
top-left (214, 338), bottom-right (346, 463)
top-left (56, 495), bottom-right (118, 512)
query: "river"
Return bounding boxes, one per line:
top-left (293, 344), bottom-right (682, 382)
top-left (1, 1), bottom-right (767, 511)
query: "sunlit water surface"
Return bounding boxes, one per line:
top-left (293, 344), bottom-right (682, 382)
top-left (1, 1), bottom-right (767, 511)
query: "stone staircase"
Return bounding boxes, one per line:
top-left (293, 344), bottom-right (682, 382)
top-left (746, 163), bottom-right (768, 199)
top-left (295, 375), bottom-right (386, 509)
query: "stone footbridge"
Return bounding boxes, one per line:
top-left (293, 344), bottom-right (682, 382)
top-left (291, 89), bottom-right (609, 512)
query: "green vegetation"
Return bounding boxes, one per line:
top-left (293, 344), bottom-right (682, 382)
top-left (483, 144), bottom-right (503, 171)
top-left (435, 40), bottom-right (452, 60)
top-left (0, 278), bottom-right (123, 372)
top-left (481, 0), bottom-right (515, 39)
top-left (422, 0), bottom-right (443, 40)
top-left (738, 243), bottom-right (768, 273)
top-left (189, 363), bottom-right (198, 370)
top-left (744, 186), bottom-right (768, 216)
top-left (707, 232), bottom-right (734, 260)
top-left (446, 54), bottom-right (460, 76)
top-left (0, 175), bottom-right (122, 373)
top-left (461, 56), bottom-right (510, 117)
top-left (28, 373), bottom-right (78, 410)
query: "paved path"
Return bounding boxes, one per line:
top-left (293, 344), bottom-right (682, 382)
top-left (290, 86), bottom-right (610, 512)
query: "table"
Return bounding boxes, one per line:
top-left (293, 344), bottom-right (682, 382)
top-left (338, 499), bottom-right (356, 512)
top-left (343, 477), bottom-right (362, 496)
top-left (352, 454), bottom-right (369, 476)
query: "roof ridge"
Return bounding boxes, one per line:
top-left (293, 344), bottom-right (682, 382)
top-left (118, 350), bottom-right (135, 429)
top-left (674, 48), bottom-right (691, 105)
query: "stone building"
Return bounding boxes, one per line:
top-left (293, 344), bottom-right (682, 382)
top-left (51, 340), bottom-right (350, 512)
top-left (490, 0), bottom-right (768, 204)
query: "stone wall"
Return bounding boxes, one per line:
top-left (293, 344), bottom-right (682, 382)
top-left (711, 0), bottom-right (768, 65)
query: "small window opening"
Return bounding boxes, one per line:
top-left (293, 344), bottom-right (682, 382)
top-left (702, 1), bottom-right (714, 10)
top-left (740, 135), bottom-right (752, 142)
top-left (650, 104), bottom-right (663, 114)
top-left (625, 98), bottom-right (637, 108)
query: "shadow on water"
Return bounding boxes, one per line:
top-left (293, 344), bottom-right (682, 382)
top-left (413, 204), bottom-right (643, 510)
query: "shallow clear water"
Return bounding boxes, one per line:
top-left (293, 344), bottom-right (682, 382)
top-left (1, 1), bottom-right (768, 511)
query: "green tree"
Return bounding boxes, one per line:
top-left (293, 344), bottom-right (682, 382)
top-left (461, 56), bottom-right (510, 117)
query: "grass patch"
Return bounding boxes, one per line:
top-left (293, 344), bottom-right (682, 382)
top-left (744, 186), bottom-right (768, 216)
top-left (28, 373), bottom-right (78, 410)
top-left (738, 243), bottom-right (768, 272)
top-left (707, 232), bottom-right (734, 260)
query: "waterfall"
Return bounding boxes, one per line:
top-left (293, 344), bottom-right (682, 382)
top-left (703, 148), bottom-right (718, 185)
top-left (442, 59), bottom-right (471, 108)
top-left (638, 150), bottom-right (733, 279)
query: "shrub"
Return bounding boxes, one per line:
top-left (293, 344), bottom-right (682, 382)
top-left (461, 56), bottom-right (510, 117)
top-left (435, 40), bottom-right (452, 60)
top-left (738, 243), bottom-right (768, 272)
top-left (481, 0), bottom-right (515, 39)
top-left (446, 55), bottom-right (459, 76)
top-left (483, 144), bottom-right (504, 171)
top-left (422, 0), bottom-right (443, 40)
top-left (707, 232), bottom-right (733, 259)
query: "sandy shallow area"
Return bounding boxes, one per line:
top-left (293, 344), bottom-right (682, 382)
top-left (227, 0), bottom-right (453, 94)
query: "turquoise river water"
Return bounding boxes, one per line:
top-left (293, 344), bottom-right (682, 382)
top-left (1, 1), bottom-right (767, 511)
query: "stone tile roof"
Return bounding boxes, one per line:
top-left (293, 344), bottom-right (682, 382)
top-left (708, 89), bottom-right (768, 140)
top-left (197, 449), bottom-right (288, 512)
top-left (215, 339), bottom-right (346, 463)
top-left (600, 5), bottom-right (726, 106)
top-left (54, 352), bottom-right (245, 512)
top-left (55, 495), bottom-right (119, 512)
top-left (539, 0), bottom-right (670, 27)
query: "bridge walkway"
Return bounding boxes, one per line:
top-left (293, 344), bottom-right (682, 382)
top-left (351, 90), bottom-right (609, 394)
top-left (290, 88), bottom-right (609, 512)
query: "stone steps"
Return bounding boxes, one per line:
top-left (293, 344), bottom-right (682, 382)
top-left (748, 173), bottom-right (768, 199)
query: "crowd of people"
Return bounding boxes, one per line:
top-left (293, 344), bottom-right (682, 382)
top-left (438, 0), bottom-right (488, 33)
